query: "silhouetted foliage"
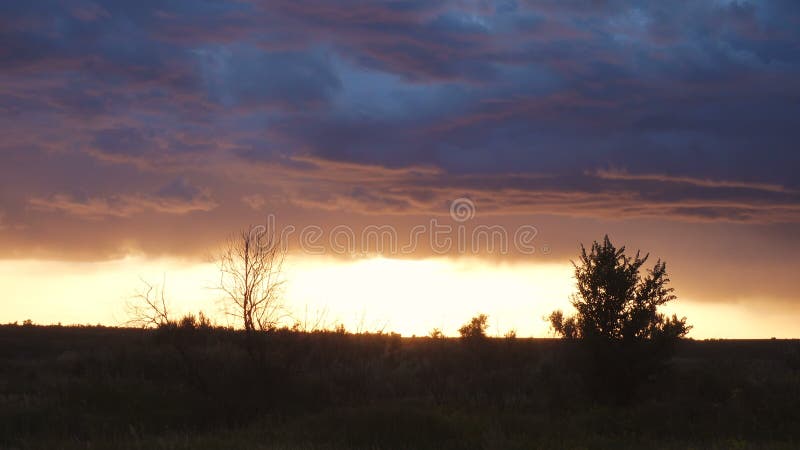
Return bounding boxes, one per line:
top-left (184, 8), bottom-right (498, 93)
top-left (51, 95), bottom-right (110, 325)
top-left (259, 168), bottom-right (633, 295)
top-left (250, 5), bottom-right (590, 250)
top-left (3, 325), bottom-right (798, 448)
top-left (458, 314), bottom-right (488, 340)
top-left (175, 311), bottom-right (214, 332)
top-left (549, 235), bottom-right (690, 342)
top-left (549, 235), bottom-right (691, 402)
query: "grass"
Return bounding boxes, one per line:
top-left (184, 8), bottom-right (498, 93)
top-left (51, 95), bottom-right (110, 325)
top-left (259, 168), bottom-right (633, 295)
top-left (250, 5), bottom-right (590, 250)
top-left (1, 324), bottom-right (798, 449)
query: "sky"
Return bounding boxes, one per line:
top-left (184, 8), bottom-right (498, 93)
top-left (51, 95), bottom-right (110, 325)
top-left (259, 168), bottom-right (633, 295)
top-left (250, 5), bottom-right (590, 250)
top-left (1, 0), bottom-right (799, 337)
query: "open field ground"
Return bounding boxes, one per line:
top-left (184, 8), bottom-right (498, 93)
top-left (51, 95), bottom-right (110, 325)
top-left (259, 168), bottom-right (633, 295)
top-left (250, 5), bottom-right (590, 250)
top-left (1, 324), bottom-right (799, 449)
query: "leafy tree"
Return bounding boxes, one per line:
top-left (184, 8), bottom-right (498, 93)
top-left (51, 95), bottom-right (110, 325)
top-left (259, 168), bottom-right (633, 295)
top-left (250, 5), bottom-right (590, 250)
top-left (459, 314), bottom-right (489, 340)
top-left (549, 235), bottom-right (690, 342)
top-left (549, 236), bottom-right (690, 402)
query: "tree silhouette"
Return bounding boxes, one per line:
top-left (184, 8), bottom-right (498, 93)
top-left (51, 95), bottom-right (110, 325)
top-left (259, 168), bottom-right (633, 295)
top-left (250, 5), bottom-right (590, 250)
top-left (126, 276), bottom-right (172, 328)
top-left (217, 226), bottom-right (286, 333)
top-left (428, 328), bottom-right (445, 339)
top-left (549, 235), bottom-right (689, 342)
top-left (459, 314), bottom-right (489, 340)
top-left (549, 235), bottom-right (690, 402)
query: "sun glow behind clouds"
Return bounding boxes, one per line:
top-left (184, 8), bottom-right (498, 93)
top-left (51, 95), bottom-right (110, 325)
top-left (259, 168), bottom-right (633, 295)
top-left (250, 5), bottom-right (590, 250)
top-left (284, 257), bottom-right (574, 337)
top-left (0, 256), bottom-right (572, 335)
top-left (0, 257), bottom-right (795, 338)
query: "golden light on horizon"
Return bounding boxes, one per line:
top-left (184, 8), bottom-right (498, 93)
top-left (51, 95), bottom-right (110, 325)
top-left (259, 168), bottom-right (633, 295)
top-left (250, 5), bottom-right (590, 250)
top-left (1, 256), bottom-right (796, 339)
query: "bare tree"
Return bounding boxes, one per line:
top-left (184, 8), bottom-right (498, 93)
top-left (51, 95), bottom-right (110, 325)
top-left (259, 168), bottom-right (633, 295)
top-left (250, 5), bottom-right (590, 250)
top-left (217, 226), bottom-right (286, 333)
top-left (126, 276), bottom-right (172, 328)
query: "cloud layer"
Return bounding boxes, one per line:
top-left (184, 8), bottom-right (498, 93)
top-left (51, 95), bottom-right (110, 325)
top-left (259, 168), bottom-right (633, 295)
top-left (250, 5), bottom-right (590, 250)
top-left (1, 0), bottom-right (800, 307)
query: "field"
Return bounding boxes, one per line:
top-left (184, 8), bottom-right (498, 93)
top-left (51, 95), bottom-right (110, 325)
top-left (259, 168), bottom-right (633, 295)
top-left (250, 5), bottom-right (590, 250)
top-left (1, 324), bottom-right (799, 449)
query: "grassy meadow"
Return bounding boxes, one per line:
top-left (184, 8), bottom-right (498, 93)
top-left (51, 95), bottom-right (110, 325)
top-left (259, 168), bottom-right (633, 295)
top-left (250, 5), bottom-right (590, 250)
top-left (1, 323), bottom-right (799, 449)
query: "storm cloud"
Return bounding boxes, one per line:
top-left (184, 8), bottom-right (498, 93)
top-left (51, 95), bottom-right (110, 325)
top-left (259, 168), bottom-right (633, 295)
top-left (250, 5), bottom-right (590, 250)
top-left (1, 0), bottom-right (800, 307)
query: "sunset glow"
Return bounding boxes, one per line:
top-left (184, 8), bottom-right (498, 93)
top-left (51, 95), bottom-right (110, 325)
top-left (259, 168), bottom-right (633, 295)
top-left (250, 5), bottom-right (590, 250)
top-left (2, 0), bottom-right (799, 338)
top-left (2, 255), bottom-right (796, 339)
top-left (5, 3), bottom-right (800, 448)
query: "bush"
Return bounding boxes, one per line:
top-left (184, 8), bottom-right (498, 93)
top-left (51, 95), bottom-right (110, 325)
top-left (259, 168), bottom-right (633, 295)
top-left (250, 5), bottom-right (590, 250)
top-left (459, 314), bottom-right (488, 340)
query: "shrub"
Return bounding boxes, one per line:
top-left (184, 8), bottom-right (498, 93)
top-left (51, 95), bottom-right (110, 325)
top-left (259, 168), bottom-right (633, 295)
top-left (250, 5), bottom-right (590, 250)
top-left (459, 314), bottom-right (488, 340)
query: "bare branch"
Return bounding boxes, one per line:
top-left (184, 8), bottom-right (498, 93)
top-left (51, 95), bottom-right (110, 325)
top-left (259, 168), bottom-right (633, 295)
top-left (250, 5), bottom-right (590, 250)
top-left (216, 224), bottom-right (287, 332)
top-left (125, 275), bottom-right (172, 328)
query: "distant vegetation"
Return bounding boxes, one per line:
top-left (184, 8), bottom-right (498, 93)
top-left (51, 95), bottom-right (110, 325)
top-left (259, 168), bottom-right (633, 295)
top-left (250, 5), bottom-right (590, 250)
top-left (3, 234), bottom-right (799, 448)
top-left (458, 313), bottom-right (489, 340)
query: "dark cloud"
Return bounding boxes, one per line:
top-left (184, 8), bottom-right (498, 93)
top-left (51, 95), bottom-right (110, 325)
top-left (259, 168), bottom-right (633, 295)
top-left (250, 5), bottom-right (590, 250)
top-left (1, 0), bottom-right (800, 311)
top-left (91, 127), bottom-right (153, 159)
top-left (193, 45), bottom-right (342, 109)
top-left (28, 178), bottom-right (217, 218)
